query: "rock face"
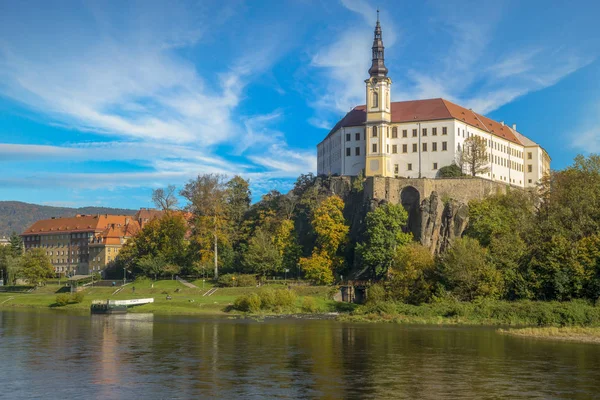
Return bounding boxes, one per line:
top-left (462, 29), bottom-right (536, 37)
top-left (420, 192), bottom-right (469, 254)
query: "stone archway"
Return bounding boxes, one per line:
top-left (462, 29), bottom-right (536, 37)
top-left (400, 185), bottom-right (421, 240)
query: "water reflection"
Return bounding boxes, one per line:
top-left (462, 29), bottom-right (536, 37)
top-left (1, 310), bottom-right (600, 399)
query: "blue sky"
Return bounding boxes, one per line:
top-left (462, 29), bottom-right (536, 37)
top-left (0, 0), bottom-right (599, 209)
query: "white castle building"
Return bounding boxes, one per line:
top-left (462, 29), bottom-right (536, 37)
top-left (317, 15), bottom-right (550, 188)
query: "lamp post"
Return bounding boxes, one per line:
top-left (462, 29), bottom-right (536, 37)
top-left (284, 268), bottom-right (289, 284)
top-left (123, 267), bottom-right (126, 286)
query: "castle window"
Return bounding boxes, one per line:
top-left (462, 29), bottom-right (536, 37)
top-left (372, 126), bottom-right (378, 137)
top-left (422, 143), bottom-right (428, 152)
top-left (442, 142), bottom-right (448, 151)
top-left (346, 133), bottom-right (351, 142)
top-left (457, 127), bottom-right (460, 136)
top-left (412, 129), bottom-right (417, 137)
top-left (355, 147), bottom-right (360, 156)
top-left (402, 144), bottom-right (407, 153)
top-left (372, 143), bottom-right (377, 153)
top-left (402, 130), bottom-right (407, 138)
top-left (387, 127), bottom-right (389, 138)
top-left (433, 163), bottom-right (438, 170)
top-left (528, 164), bottom-right (533, 173)
top-left (442, 127), bottom-right (447, 135)
top-left (373, 91), bottom-right (379, 108)
top-left (432, 127), bottom-right (437, 136)
top-left (392, 145), bottom-right (397, 154)
top-left (528, 152), bottom-right (532, 159)
top-left (346, 148), bottom-right (351, 156)
top-left (394, 164), bottom-right (399, 175)
top-left (422, 128), bottom-right (427, 136)
top-left (355, 132), bottom-right (360, 141)
top-left (387, 144), bottom-right (389, 153)
top-left (392, 127), bottom-right (398, 138)
top-left (412, 143), bottom-right (417, 152)
top-left (432, 142), bottom-right (438, 152)
top-left (407, 163), bottom-right (413, 171)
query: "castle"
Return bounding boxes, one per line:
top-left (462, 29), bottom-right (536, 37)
top-left (317, 14), bottom-right (550, 188)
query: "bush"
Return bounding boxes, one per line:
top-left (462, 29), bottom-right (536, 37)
top-left (231, 288), bottom-right (298, 313)
top-left (301, 296), bottom-right (319, 313)
top-left (72, 292), bottom-right (85, 303)
top-left (55, 294), bottom-right (71, 306)
top-left (366, 284), bottom-right (387, 304)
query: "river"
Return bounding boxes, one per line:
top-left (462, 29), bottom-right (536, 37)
top-left (1, 310), bottom-right (599, 399)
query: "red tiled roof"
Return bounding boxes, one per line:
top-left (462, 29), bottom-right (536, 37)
top-left (323, 98), bottom-right (524, 145)
top-left (21, 214), bottom-right (138, 236)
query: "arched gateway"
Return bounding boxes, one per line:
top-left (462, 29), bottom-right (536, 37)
top-left (400, 185), bottom-right (421, 240)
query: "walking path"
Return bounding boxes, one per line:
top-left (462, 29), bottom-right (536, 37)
top-left (203, 288), bottom-right (218, 297)
top-left (176, 276), bottom-right (199, 289)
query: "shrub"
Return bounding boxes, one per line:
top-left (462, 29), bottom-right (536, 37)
top-left (258, 288), bottom-right (276, 310)
top-left (272, 289), bottom-right (297, 311)
top-left (72, 292), bottom-right (85, 303)
top-left (236, 274), bottom-right (258, 287)
top-left (366, 283), bottom-right (387, 305)
top-left (55, 294), bottom-right (71, 306)
top-left (301, 296), bottom-right (319, 313)
top-left (232, 288), bottom-right (297, 313)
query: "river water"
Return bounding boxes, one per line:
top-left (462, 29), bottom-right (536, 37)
top-left (1, 310), bottom-right (599, 399)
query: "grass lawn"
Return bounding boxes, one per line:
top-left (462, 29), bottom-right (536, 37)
top-left (0, 280), bottom-right (336, 316)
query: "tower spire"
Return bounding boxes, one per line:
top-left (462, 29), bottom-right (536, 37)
top-left (368, 11), bottom-right (388, 77)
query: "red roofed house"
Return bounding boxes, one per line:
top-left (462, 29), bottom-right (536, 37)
top-left (317, 16), bottom-right (550, 188)
top-left (21, 214), bottom-right (140, 276)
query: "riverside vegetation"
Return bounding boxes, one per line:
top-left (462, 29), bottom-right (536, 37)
top-left (3, 155), bottom-right (600, 333)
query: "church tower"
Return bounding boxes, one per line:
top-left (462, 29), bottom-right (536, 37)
top-left (364, 11), bottom-right (392, 177)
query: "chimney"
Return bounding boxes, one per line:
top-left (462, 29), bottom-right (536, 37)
top-left (512, 123), bottom-right (517, 131)
top-left (500, 121), bottom-right (504, 126)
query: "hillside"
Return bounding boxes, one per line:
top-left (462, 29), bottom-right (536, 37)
top-left (0, 201), bottom-right (137, 236)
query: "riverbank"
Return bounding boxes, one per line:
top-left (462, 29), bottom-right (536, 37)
top-left (338, 299), bottom-right (600, 327)
top-left (0, 280), bottom-right (334, 316)
top-left (499, 327), bottom-right (600, 344)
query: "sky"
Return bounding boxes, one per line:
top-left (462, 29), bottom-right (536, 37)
top-left (0, 0), bottom-right (599, 209)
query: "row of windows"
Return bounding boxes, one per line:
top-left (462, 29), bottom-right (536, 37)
top-left (371, 141), bottom-right (449, 154)
top-left (393, 163), bottom-right (439, 174)
top-left (456, 127), bottom-right (527, 160)
top-left (46, 250), bottom-right (89, 256)
top-left (24, 233), bottom-right (93, 241)
top-left (371, 126), bottom-right (449, 139)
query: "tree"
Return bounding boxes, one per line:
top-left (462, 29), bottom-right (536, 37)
top-left (438, 237), bottom-right (503, 301)
top-left (312, 196), bottom-right (348, 259)
top-left (226, 176), bottom-right (251, 226)
top-left (9, 233), bottom-right (23, 257)
top-left (299, 252), bottom-right (334, 285)
top-left (181, 174), bottom-right (229, 279)
top-left (0, 245), bottom-right (20, 285)
top-left (388, 243), bottom-right (436, 304)
top-left (136, 255), bottom-right (167, 280)
top-left (20, 249), bottom-right (54, 286)
top-left (152, 185), bottom-right (179, 211)
top-left (355, 203), bottom-right (413, 278)
top-left (117, 212), bottom-right (188, 276)
top-left (437, 163), bottom-right (465, 178)
top-left (243, 228), bottom-right (282, 276)
top-left (461, 136), bottom-right (489, 176)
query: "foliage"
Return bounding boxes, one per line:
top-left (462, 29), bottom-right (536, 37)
top-left (243, 228), bottom-right (282, 276)
top-left (387, 243), bottom-right (436, 304)
top-left (20, 248), bottom-right (54, 286)
top-left (232, 288), bottom-right (297, 313)
top-left (135, 255), bottom-right (167, 280)
top-left (352, 169), bottom-right (365, 192)
top-left (460, 135), bottom-right (490, 176)
top-left (355, 203), bottom-right (413, 278)
top-left (217, 273), bottom-right (257, 287)
top-left (72, 291), bottom-right (85, 303)
top-left (438, 238), bottom-right (503, 301)
top-left (301, 296), bottom-right (319, 313)
top-left (55, 293), bottom-right (71, 306)
top-left (299, 252), bottom-right (334, 285)
top-left (9, 233), bottom-right (23, 257)
top-left (312, 195), bottom-right (348, 258)
top-left (437, 163), bottom-right (465, 178)
top-left (0, 245), bottom-right (21, 285)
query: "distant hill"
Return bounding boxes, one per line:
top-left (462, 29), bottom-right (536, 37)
top-left (0, 201), bottom-right (137, 237)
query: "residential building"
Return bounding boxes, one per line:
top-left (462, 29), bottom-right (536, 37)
top-left (21, 214), bottom-right (140, 276)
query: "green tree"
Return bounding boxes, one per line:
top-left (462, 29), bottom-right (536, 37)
top-left (181, 174), bottom-right (229, 278)
top-left (243, 228), bottom-right (282, 276)
top-left (136, 254), bottom-right (167, 280)
top-left (312, 195), bottom-right (348, 259)
top-left (20, 249), bottom-right (54, 286)
top-left (355, 203), bottom-right (413, 278)
top-left (9, 233), bottom-right (23, 257)
top-left (388, 243), bottom-right (435, 304)
top-left (0, 245), bottom-right (20, 285)
top-left (438, 237), bottom-right (503, 301)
